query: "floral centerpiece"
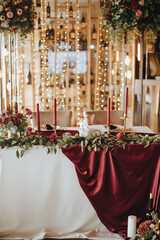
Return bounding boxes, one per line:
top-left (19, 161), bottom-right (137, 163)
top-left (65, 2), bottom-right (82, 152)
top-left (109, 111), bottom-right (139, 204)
top-left (0, 0), bottom-right (35, 37)
top-left (131, 212), bottom-right (160, 240)
top-left (0, 104), bottom-right (32, 138)
top-left (102, 0), bottom-right (160, 39)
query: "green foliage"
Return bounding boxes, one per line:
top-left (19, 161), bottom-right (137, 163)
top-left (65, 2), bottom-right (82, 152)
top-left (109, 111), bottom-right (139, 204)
top-left (102, 0), bottom-right (160, 40)
top-left (0, 132), bottom-right (159, 158)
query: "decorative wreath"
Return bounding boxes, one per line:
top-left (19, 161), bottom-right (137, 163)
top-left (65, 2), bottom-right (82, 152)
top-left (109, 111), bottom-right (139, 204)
top-left (0, 0), bottom-right (35, 37)
top-left (102, 0), bottom-right (160, 39)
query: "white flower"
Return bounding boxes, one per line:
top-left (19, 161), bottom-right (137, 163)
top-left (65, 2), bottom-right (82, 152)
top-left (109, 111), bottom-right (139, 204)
top-left (139, 0), bottom-right (144, 5)
top-left (103, 20), bottom-right (107, 25)
top-left (119, 8), bottom-right (124, 13)
top-left (150, 224), bottom-right (155, 229)
top-left (1, 21), bottom-right (9, 28)
top-left (0, 4), bottom-right (4, 12)
top-left (7, 11), bottom-right (13, 18)
top-left (115, 0), bottom-right (121, 5)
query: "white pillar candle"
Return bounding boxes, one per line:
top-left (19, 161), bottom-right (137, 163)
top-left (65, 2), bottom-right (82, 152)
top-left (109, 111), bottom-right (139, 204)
top-left (127, 215), bottom-right (137, 238)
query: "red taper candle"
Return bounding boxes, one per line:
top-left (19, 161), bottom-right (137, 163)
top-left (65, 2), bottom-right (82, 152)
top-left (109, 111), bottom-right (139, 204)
top-left (107, 97), bottom-right (111, 126)
top-left (14, 102), bottom-right (18, 114)
top-left (37, 103), bottom-right (40, 131)
top-left (54, 98), bottom-right (57, 126)
top-left (125, 87), bottom-right (128, 115)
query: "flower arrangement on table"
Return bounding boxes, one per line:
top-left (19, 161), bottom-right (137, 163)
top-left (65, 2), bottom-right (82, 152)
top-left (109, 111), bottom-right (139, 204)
top-left (0, 104), bottom-right (32, 138)
top-left (102, 0), bottom-right (160, 39)
top-left (131, 211), bottom-right (160, 240)
top-left (0, 0), bottom-right (35, 37)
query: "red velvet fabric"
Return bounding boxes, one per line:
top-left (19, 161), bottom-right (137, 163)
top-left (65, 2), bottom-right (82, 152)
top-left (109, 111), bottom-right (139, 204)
top-left (62, 143), bottom-right (160, 238)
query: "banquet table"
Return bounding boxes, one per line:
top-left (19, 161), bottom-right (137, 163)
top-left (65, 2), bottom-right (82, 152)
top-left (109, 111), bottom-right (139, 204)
top-left (0, 147), bottom-right (122, 240)
top-left (0, 126), bottom-right (159, 239)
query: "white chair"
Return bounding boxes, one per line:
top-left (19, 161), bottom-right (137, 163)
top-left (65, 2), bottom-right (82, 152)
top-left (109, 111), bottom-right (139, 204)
top-left (32, 111), bottom-right (72, 128)
top-left (86, 110), bottom-right (124, 125)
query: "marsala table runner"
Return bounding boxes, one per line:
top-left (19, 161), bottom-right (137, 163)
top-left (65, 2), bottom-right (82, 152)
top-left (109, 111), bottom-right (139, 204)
top-left (62, 143), bottom-right (160, 238)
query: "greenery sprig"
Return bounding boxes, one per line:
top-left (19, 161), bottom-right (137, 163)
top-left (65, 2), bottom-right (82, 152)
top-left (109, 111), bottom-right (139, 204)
top-left (0, 132), bottom-right (160, 158)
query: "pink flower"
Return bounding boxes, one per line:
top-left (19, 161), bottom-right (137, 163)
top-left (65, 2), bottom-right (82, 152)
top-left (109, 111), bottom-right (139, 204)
top-left (119, 8), bottom-right (124, 13)
top-left (116, 132), bottom-right (123, 139)
top-left (43, 124), bottom-right (47, 129)
top-left (136, 10), bottom-right (143, 17)
top-left (139, 0), bottom-right (144, 6)
top-left (50, 133), bottom-right (56, 142)
top-left (17, 9), bottom-right (23, 16)
top-left (7, 11), bottom-right (13, 18)
top-left (0, 15), bottom-right (5, 21)
top-left (131, 1), bottom-right (139, 9)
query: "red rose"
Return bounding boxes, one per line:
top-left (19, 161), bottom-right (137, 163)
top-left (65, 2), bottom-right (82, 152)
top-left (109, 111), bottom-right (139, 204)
top-left (116, 132), bottom-right (123, 140)
top-left (49, 133), bottom-right (56, 142)
top-left (0, 118), bottom-right (2, 124)
top-left (1, 112), bottom-right (6, 117)
top-left (16, 113), bottom-right (23, 118)
top-left (25, 108), bottom-right (32, 116)
top-left (131, 1), bottom-right (139, 9)
top-left (125, 3), bottom-right (129, 8)
top-left (13, 29), bottom-right (16, 33)
top-left (28, 126), bottom-right (32, 131)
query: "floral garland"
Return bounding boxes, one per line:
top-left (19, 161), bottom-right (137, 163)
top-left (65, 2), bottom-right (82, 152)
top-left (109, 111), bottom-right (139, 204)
top-left (102, 0), bottom-right (160, 39)
top-left (0, 132), bottom-right (159, 158)
top-left (0, 0), bottom-right (35, 37)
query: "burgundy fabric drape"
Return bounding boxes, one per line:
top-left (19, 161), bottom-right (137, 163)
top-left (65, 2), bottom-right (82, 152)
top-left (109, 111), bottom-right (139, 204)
top-left (62, 143), bottom-right (160, 238)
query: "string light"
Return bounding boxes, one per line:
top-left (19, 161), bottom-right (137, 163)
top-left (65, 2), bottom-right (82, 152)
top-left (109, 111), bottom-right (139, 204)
top-left (76, 3), bottom-right (81, 121)
top-left (137, 41), bottom-right (141, 61)
top-left (19, 41), bottom-right (25, 108)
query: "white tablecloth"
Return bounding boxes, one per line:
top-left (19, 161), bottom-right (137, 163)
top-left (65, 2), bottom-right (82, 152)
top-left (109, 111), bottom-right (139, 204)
top-left (0, 147), bottom-right (122, 240)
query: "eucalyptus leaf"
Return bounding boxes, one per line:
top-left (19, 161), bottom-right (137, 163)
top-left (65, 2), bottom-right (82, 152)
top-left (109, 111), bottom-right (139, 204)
top-left (54, 148), bottom-right (57, 154)
top-left (0, 131), bottom-right (5, 137)
top-left (16, 150), bottom-right (19, 158)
